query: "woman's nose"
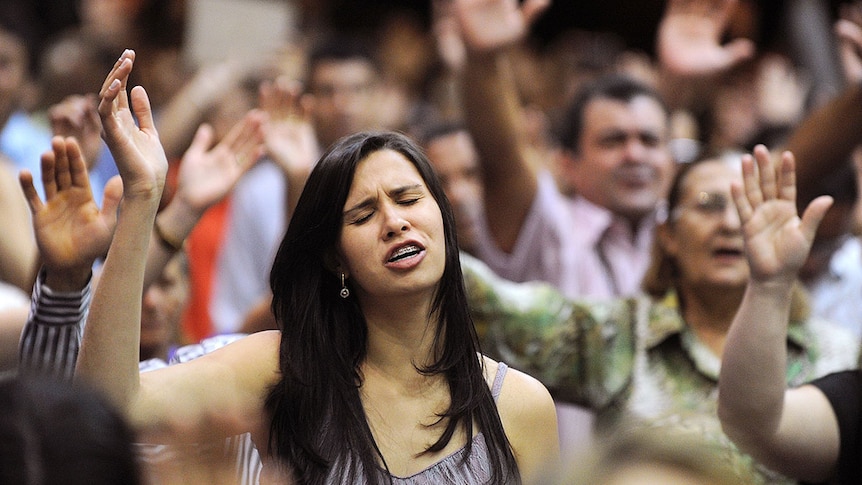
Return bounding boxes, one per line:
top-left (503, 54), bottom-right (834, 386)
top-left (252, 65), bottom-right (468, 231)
top-left (382, 206), bottom-right (410, 239)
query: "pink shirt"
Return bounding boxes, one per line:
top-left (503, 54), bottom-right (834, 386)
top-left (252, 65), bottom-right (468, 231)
top-left (474, 171), bottom-right (655, 300)
top-left (473, 170), bottom-right (659, 455)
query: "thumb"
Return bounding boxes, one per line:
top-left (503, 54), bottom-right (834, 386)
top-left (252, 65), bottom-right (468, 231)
top-left (130, 85), bottom-right (157, 133)
top-left (186, 123), bottom-right (214, 157)
top-left (799, 195), bottom-right (834, 244)
top-left (722, 38), bottom-right (756, 68)
top-left (101, 175), bottom-right (123, 225)
top-left (18, 169), bottom-right (43, 214)
top-left (521, 0), bottom-right (551, 27)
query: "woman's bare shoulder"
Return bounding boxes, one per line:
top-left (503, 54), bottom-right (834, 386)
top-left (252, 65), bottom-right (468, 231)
top-left (481, 355), bottom-right (553, 415)
top-left (482, 356), bottom-right (560, 479)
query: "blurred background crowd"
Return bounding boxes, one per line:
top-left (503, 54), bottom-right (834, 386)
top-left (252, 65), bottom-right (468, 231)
top-left (4, 0), bottom-right (862, 483)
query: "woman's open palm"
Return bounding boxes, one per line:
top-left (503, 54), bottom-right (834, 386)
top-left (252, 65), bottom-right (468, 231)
top-left (732, 145), bottom-right (832, 284)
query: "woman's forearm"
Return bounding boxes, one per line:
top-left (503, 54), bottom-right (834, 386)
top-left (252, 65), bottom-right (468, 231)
top-left (77, 194), bottom-right (160, 409)
top-left (718, 281), bottom-right (794, 449)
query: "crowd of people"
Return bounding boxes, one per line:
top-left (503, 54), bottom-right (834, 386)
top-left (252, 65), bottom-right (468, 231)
top-left (4, 0), bottom-right (862, 483)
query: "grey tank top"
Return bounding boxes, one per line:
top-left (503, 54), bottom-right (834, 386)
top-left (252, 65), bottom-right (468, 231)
top-left (324, 362), bottom-right (511, 484)
top-left (386, 362), bottom-right (509, 484)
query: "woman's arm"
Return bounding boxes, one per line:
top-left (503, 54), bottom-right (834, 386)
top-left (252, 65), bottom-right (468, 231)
top-left (0, 158), bottom-right (37, 292)
top-left (76, 50), bottom-right (167, 408)
top-left (718, 145), bottom-right (839, 482)
top-left (16, 129), bottom-right (122, 378)
top-left (76, 50), bottom-right (278, 445)
top-left (493, 359), bottom-right (559, 483)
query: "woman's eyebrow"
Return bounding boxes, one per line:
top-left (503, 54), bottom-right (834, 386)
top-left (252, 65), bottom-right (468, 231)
top-left (343, 183), bottom-right (424, 217)
top-left (389, 183), bottom-right (423, 197)
top-left (344, 197), bottom-right (375, 217)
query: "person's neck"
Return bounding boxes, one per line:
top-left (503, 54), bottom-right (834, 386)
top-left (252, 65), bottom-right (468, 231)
top-left (577, 193), bottom-right (654, 241)
top-left (678, 285), bottom-right (745, 358)
top-left (618, 211), bottom-right (652, 243)
top-left (361, 294), bottom-right (439, 375)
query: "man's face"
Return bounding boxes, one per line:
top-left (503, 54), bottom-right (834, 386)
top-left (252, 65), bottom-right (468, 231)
top-left (308, 59), bottom-right (379, 148)
top-left (0, 29), bottom-right (28, 120)
top-left (568, 95), bottom-right (674, 223)
top-left (424, 131), bottom-right (484, 253)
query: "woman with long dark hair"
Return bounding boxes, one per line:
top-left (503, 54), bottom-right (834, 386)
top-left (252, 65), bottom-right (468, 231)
top-left (72, 50), bottom-right (558, 484)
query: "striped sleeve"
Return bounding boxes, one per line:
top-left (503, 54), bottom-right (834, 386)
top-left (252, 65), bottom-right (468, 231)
top-left (18, 271), bottom-right (91, 381)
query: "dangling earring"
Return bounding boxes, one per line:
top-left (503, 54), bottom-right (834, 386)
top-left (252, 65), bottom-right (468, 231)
top-left (340, 272), bottom-right (350, 298)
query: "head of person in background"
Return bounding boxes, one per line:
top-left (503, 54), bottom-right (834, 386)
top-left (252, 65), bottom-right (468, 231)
top-left (549, 424), bottom-right (745, 485)
top-left (556, 73), bottom-right (675, 230)
top-left (140, 251), bottom-right (190, 362)
top-left (418, 121), bottom-right (485, 255)
top-left (304, 35), bottom-right (384, 151)
top-left (37, 33), bottom-right (118, 113)
top-left (0, 375), bottom-right (141, 485)
top-left (642, 153), bottom-right (808, 318)
top-left (0, 9), bottom-right (40, 132)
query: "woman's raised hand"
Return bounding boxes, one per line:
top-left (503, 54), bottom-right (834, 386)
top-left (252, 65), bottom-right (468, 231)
top-left (452, 0), bottom-right (550, 53)
top-left (174, 110), bottom-right (267, 215)
top-left (731, 145), bottom-right (832, 285)
top-left (97, 49), bottom-right (168, 202)
top-left (19, 137), bottom-right (121, 290)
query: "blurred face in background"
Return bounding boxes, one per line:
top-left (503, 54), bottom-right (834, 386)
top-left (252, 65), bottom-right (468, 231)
top-left (78, 0), bottom-right (147, 41)
top-left (659, 159), bottom-right (747, 294)
top-left (140, 253), bottom-right (189, 361)
top-left (0, 28), bottom-right (29, 122)
top-left (567, 95), bottom-right (673, 225)
top-left (424, 130), bottom-right (484, 254)
top-left (307, 59), bottom-right (380, 149)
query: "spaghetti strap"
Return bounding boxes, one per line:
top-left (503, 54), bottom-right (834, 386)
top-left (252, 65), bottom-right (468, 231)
top-left (491, 362), bottom-right (508, 403)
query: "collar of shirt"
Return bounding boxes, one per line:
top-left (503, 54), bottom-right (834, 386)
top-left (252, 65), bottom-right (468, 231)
top-left (644, 291), bottom-right (809, 380)
top-left (568, 194), bottom-right (657, 250)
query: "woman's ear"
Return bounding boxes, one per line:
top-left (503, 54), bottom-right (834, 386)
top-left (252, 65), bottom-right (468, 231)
top-left (322, 250), bottom-right (347, 277)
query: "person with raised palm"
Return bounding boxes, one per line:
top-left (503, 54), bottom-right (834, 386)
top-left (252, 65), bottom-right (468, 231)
top-left (716, 146), bottom-right (862, 484)
top-left (76, 47), bottom-right (559, 484)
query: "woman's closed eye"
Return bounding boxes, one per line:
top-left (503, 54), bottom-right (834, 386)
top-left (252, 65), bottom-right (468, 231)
top-left (350, 198), bottom-right (420, 224)
top-left (397, 196), bottom-right (422, 206)
top-left (350, 211), bottom-right (374, 225)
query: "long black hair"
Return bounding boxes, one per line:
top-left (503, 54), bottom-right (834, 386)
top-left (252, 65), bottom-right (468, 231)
top-left (266, 131), bottom-right (519, 484)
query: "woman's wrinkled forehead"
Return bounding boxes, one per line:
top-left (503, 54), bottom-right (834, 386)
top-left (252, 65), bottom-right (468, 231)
top-left (345, 150), bottom-right (427, 201)
top-left (680, 155), bottom-right (742, 194)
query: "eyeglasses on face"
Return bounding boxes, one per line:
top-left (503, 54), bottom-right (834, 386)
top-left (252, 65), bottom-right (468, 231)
top-left (671, 192), bottom-right (731, 220)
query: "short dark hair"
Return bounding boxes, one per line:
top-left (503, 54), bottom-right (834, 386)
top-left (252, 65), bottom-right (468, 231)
top-left (0, 375), bottom-right (141, 485)
top-left (305, 34), bottom-right (381, 83)
top-left (0, 5), bottom-right (39, 78)
top-left (557, 73), bottom-right (669, 153)
top-left (415, 120), bottom-right (468, 147)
